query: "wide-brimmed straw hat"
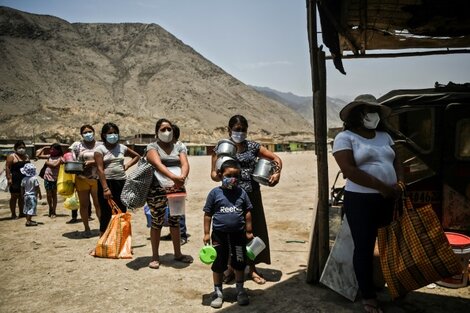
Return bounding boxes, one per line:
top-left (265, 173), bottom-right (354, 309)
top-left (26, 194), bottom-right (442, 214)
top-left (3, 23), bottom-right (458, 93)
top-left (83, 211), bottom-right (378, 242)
top-left (20, 163), bottom-right (36, 177)
top-left (339, 94), bottom-right (391, 121)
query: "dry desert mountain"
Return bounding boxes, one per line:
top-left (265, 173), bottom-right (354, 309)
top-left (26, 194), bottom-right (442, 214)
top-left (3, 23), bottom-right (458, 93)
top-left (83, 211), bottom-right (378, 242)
top-left (0, 6), bottom-right (315, 144)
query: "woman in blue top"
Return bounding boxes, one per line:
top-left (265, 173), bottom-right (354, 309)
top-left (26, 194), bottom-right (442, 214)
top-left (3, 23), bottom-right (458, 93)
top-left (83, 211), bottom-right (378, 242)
top-left (333, 94), bottom-right (403, 313)
top-left (211, 115), bottom-right (282, 285)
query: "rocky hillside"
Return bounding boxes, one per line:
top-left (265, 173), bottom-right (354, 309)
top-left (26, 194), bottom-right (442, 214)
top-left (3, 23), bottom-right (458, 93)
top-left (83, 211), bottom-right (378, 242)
top-left (0, 6), bottom-right (313, 143)
top-left (251, 86), bottom-right (346, 128)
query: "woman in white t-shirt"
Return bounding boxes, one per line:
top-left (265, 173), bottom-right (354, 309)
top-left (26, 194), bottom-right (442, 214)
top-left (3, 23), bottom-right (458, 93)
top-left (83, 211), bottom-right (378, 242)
top-left (95, 122), bottom-right (140, 236)
top-left (333, 94), bottom-right (403, 313)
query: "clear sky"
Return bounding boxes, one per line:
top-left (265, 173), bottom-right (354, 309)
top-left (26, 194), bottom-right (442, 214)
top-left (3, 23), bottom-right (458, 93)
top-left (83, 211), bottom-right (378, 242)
top-left (1, 0), bottom-right (469, 101)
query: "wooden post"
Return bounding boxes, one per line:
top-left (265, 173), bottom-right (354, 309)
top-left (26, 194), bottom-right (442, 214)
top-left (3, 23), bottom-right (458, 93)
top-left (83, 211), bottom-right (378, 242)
top-left (306, 0), bottom-right (330, 283)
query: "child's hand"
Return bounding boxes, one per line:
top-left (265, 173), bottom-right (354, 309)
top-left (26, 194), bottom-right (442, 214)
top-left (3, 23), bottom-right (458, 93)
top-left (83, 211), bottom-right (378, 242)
top-left (246, 231), bottom-right (254, 241)
top-left (203, 233), bottom-right (210, 245)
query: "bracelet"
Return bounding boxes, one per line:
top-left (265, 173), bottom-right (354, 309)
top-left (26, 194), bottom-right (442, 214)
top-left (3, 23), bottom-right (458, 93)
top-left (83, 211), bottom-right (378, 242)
top-left (103, 187), bottom-right (110, 192)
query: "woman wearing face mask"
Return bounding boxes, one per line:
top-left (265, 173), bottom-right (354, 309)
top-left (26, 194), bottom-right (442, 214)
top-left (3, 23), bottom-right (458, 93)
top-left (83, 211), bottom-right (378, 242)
top-left (146, 118), bottom-right (192, 269)
top-left (210, 115), bottom-right (282, 285)
top-left (332, 94), bottom-right (403, 313)
top-left (95, 122), bottom-right (140, 236)
top-left (36, 143), bottom-right (64, 218)
top-left (67, 125), bottom-right (103, 237)
top-left (5, 140), bottom-right (30, 219)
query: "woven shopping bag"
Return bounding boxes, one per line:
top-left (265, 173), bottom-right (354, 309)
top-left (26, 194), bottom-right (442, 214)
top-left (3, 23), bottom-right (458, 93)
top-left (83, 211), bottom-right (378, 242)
top-left (378, 195), bottom-right (462, 299)
top-left (121, 151), bottom-right (153, 210)
top-left (94, 199), bottom-right (132, 259)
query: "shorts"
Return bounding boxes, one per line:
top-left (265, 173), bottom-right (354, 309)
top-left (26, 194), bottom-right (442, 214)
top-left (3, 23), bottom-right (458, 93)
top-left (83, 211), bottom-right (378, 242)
top-left (23, 194), bottom-right (37, 216)
top-left (75, 176), bottom-right (98, 192)
top-left (44, 180), bottom-right (57, 191)
top-left (211, 229), bottom-right (247, 273)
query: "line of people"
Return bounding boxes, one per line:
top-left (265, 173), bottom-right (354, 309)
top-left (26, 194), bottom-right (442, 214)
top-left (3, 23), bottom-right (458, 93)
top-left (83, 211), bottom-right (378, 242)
top-left (4, 114), bottom-right (284, 309)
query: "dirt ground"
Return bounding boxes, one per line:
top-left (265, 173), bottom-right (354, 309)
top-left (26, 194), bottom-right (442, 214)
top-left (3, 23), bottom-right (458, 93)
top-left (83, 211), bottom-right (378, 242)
top-left (0, 151), bottom-right (469, 313)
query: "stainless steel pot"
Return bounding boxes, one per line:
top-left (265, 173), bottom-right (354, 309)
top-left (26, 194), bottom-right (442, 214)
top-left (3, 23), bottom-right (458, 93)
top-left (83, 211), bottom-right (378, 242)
top-left (216, 139), bottom-right (237, 157)
top-left (252, 158), bottom-right (273, 186)
top-left (64, 161), bottom-right (84, 174)
top-left (215, 156), bottom-right (236, 171)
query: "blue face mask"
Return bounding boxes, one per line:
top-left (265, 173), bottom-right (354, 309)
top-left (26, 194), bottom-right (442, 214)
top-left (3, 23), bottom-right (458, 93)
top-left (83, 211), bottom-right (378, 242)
top-left (106, 134), bottom-right (119, 144)
top-left (82, 132), bottom-right (94, 142)
top-left (222, 176), bottom-right (238, 189)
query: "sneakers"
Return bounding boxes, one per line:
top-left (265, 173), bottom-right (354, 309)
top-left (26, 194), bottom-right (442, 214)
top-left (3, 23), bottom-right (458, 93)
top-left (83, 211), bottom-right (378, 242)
top-left (237, 291), bottom-right (249, 306)
top-left (210, 293), bottom-right (223, 309)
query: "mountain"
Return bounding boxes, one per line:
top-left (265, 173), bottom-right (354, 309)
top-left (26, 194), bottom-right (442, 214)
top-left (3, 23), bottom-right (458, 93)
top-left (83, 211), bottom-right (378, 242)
top-left (0, 6), bottom-right (313, 144)
top-left (250, 86), bottom-right (346, 128)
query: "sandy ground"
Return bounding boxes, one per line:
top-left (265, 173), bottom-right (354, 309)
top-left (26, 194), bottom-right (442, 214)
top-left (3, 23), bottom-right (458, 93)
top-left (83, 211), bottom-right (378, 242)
top-left (0, 151), bottom-right (469, 313)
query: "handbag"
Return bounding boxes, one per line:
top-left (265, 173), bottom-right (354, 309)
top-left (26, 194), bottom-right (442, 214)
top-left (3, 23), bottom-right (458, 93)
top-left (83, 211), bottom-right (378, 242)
top-left (121, 150), bottom-right (153, 210)
top-left (93, 199), bottom-right (132, 259)
top-left (57, 164), bottom-right (75, 197)
top-left (378, 193), bottom-right (462, 299)
top-left (0, 170), bottom-right (8, 192)
top-left (39, 163), bottom-right (47, 179)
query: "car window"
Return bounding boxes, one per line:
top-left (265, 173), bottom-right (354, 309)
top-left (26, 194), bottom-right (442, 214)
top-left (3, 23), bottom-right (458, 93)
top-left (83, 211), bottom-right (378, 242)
top-left (456, 119), bottom-right (470, 159)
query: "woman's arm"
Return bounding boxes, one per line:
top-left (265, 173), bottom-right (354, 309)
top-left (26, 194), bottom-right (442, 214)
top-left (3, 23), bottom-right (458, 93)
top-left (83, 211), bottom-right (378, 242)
top-left (210, 152), bottom-right (220, 182)
top-left (35, 147), bottom-right (50, 159)
top-left (123, 147), bottom-right (141, 171)
top-left (146, 149), bottom-right (182, 183)
top-left (179, 152), bottom-right (190, 182)
top-left (94, 151), bottom-right (112, 199)
top-left (333, 149), bottom-right (399, 198)
top-left (46, 157), bottom-right (62, 168)
top-left (5, 154), bottom-right (14, 185)
top-left (258, 146), bottom-right (283, 186)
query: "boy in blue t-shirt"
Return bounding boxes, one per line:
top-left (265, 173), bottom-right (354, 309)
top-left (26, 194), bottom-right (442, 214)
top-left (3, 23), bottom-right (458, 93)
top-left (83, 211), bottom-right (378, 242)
top-left (203, 159), bottom-right (253, 309)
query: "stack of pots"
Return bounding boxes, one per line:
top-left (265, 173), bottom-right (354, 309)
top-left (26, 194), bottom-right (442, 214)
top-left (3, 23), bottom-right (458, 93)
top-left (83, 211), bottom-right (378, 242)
top-left (215, 139), bottom-right (237, 171)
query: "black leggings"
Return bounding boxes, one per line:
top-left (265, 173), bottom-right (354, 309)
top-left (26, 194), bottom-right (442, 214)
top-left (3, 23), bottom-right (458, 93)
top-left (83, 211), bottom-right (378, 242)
top-left (343, 191), bottom-right (394, 299)
top-left (98, 179), bottom-right (126, 232)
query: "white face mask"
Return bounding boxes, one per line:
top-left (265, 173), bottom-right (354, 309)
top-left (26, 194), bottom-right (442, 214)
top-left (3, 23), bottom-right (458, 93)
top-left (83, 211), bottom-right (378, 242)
top-left (363, 112), bottom-right (380, 129)
top-left (231, 131), bottom-right (247, 143)
top-left (16, 148), bottom-right (26, 155)
top-left (158, 130), bottom-right (173, 143)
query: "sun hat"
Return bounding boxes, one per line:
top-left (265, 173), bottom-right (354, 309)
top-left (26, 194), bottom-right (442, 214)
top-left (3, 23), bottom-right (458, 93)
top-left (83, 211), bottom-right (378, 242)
top-left (20, 163), bottom-right (37, 177)
top-left (339, 94), bottom-right (392, 121)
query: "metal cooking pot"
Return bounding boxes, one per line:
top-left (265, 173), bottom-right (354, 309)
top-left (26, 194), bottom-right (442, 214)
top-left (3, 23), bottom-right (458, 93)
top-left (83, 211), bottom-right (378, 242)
top-left (252, 158), bottom-right (274, 186)
top-left (64, 161), bottom-right (84, 174)
top-left (216, 139), bottom-right (237, 157)
top-left (215, 156), bottom-right (236, 171)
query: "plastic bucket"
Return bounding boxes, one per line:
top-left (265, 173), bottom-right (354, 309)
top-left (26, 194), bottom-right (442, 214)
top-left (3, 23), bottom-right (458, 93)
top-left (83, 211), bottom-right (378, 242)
top-left (199, 245), bottom-right (217, 264)
top-left (436, 232), bottom-right (470, 288)
top-left (167, 192), bottom-right (186, 216)
top-left (246, 236), bottom-right (266, 261)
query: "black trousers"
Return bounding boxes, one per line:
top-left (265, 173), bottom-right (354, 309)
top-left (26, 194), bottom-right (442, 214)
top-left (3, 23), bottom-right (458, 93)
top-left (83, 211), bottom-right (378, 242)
top-left (97, 179), bottom-right (126, 232)
top-left (343, 191), bottom-right (394, 299)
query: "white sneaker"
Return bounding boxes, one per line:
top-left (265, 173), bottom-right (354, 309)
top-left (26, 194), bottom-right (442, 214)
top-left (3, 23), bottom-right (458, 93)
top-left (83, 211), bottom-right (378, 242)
top-left (210, 293), bottom-right (223, 308)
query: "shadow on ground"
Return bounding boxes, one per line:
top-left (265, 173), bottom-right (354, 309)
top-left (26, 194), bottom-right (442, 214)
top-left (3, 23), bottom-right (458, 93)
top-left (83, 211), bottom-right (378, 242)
top-left (207, 270), bottom-right (469, 313)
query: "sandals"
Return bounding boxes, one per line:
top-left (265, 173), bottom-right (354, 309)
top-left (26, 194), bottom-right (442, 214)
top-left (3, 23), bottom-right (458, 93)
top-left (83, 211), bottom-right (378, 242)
top-left (25, 221), bottom-right (38, 227)
top-left (149, 260), bottom-right (160, 269)
top-left (174, 254), bottom-right (193, 263)
top-left (250, 272), bottom-right (266, 285)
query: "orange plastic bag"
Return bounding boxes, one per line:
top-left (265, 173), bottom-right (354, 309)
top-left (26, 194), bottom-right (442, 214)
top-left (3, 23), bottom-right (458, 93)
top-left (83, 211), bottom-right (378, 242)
top-left (94, 199), bottom-right (132, 259)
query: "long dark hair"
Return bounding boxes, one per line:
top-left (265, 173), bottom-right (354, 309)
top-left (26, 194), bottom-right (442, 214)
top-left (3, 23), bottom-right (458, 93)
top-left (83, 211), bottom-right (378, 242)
top-left (155, 118), bottom-right (172, 134)
top-left (100, 122), bottom-right (120, 142)
top-left (343, 105), bottom-right (387, 131)
top-left (14, 140), bottom-right (26, 150)
top-left (228, 115), bottom-right (248, 130)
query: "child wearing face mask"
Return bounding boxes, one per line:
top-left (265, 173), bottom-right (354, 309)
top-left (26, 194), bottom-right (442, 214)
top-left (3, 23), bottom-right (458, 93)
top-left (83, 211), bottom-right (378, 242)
top-left (203, 159), bottom-right (253, 308)
top-left (36, 143), bottom-right (64, 217)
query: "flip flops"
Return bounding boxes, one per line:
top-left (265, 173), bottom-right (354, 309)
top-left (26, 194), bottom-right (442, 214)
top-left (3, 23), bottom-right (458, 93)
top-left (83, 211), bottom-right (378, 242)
top-left (149, 260), bottom-right (160, 269)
